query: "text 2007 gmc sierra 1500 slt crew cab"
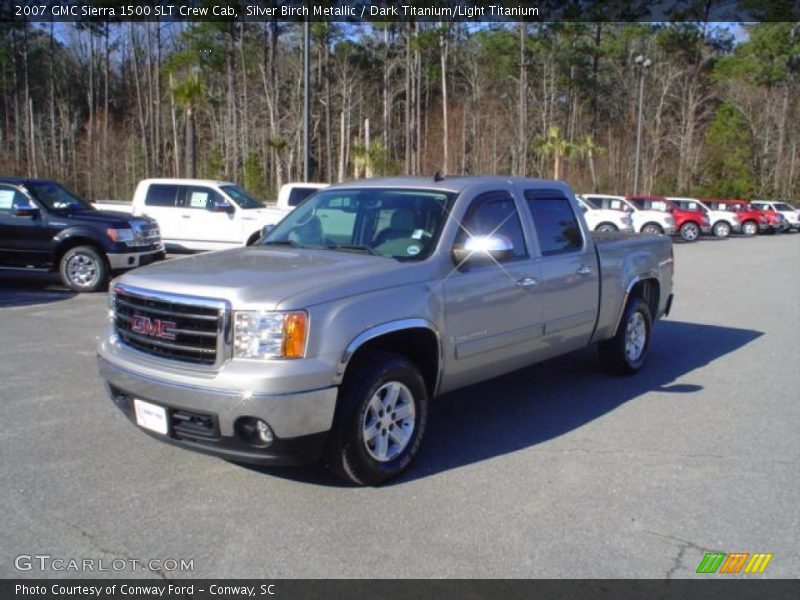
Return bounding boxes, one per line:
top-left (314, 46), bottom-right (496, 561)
top-left (98, 177), bottom-right (674, 485)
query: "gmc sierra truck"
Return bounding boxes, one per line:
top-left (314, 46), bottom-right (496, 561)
top-left (0, 178), bottom-right (164, 292)
top-left (98, 177), bottom-right (674, 485)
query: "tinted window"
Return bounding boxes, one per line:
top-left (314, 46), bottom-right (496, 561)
top-left (456, 191), bottom-right (527, 261)
top-left (288, 187), bottom-right (320, 207)
top-left (524, 191), bottom-right (582, 256)
top-left (145, 184), bottom-right (181, 207)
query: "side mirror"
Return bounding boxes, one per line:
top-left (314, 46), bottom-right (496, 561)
top-left (452, 235), bottom-right (514, 267)
top-left (13, 206), bottom-right (39, 218)
top-left (211, 203), bottom-right (235, 214)
top-left (260, 223), bottom-right (276, 241)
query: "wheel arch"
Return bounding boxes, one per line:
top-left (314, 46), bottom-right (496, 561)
top-left (336, 319), bottom-right (441, 398)
top-left (611, 277), bottom-right (660, 337)
top-left (54, 234), bottom-right (107, 268)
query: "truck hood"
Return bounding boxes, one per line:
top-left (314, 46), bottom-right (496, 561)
top-left (117, 246), bottom-right (432, 309)
top-left (51, 208), bottom-right (136, 228)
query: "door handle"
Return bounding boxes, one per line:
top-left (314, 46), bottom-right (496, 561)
top-left (516, 277), bottom-right (539, 288)
top-left (182, 215), bottom-right (192, 219)
top-left (576, 265), bottom-right (592, 275)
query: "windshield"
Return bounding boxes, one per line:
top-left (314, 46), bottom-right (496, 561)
top-left (220, 185), bottom-right (264, 209)
top-left (262, 187), bottom-right (454, 261)
top-left (581, 196), bottom-right (600, 210)
top-left (25, 181), bottom-right (94, 212)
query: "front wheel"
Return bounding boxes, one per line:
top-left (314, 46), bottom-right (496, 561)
top-left (712, 221), bottom-right (731, 238)
top-left (679, 221), bottom-right (700, 242)
top-left (328, 352), bottom-right (429, 485)
top-left (596, 222), bottom-right (618, 233)
top-left (599, 297), bottom-right (652, 375)
top-left (641, 223), bottom-right (663, 235)
top-left (742, 220), bottom-right (758, 236)
top-left (59, 246), bottom-right (108, 292)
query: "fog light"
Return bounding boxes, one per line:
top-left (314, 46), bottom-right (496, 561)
top-left (234, 416), bottom-right (274, 448)
top-left (256, 420), bottom-right (274, 445)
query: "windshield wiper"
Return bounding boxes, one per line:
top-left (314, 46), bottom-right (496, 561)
top-left (326, 244), bottom-right (382, 256)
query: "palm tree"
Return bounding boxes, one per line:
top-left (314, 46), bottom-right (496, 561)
top-left (576, 134), bottom-right (606, 193)
top-left (533, 126), bottom-right (575, 180)
top-left (172, 72), bottom-right (205, 178)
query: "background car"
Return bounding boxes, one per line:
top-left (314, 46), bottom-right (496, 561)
top-left (626, 195), bottom-right (709, 242)
top-left (667, 196), bottom-right (740, 238)
top-left (750, 200), bottom-right (799, 232)
top-left (581, 194), bottom-right (675, 235)
top-left (575, 195), bottom-right (634, 232)
top-left (702, 199), bottom-right (767, 236)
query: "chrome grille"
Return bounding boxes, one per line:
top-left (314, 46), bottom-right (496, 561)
top-left (131, 220), bottom-right (161, 246)
top-left (113, 285), bottom-right (228, 367)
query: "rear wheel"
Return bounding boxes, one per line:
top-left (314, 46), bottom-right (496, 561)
top-left (328, 352), bottom-right (429, 485)
top-left (599, 297), bottom-right (652, 375)
top-left (59, 245), bottom-right (108, 292)
top-left (641, 223), bottom-right (663, 235)
top-left (712, 221), bottom-right (731, 238)
top-left (679, 221), bottom-right (700, 242)
top-left (742, 220), bottom-right (758, 236)
top-left (596, 222), bottom-right (618, 233)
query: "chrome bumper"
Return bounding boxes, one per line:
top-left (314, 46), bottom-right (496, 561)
top-left (98, 357), bottom-right (337, 439)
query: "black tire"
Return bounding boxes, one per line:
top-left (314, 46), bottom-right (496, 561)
top-left (742, 220), bottom-right (758, 236)
top-left (641, 222), bottom-right (663, 235)
top-left (679, 221), bottom-right (700, 242)
top-left (328, 352), bottom-right (429, 486)
top-left (59, 245), bottom-right (108, 292)
top-left (598, 297), bottom-right (652, 375)
top-left (712, 221), bottom-right (731, 238)
top-left (596, 222), bottom-right (618, 233)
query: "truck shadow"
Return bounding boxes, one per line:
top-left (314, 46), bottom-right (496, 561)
top-left (247, 320), bottom-right (762, 487)
top-left (0, 272), bottom-right (77, 307)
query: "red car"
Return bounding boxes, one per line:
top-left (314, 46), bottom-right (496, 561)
top-left (743, 203), bottom-right (788, 234)
top-left (626, 195), bottom-right (710, 241)
top-left (702, 199), bottom-right (768, 236)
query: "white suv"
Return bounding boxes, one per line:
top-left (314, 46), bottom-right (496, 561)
top-left (750, 200), bottom-right (800, 232)
top-left (581, 194), bottom-right (675, 235)
top-left (575, 195), bottom-right (634, 232)
top-left (667, 197), bottom-right (740, 238)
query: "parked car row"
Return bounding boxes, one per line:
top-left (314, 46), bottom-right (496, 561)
top-left (577, 193), bottom-right (798, 241)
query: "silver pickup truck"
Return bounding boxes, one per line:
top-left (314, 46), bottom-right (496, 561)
top-left (98, 177), bottom-right (674, 485)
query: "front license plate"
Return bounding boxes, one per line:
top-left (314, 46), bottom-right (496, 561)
top-left (133, 399), bottom-right (168, 435)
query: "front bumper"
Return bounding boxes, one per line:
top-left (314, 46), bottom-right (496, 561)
top-left (98, 356), bottom-right (337, 466)
top-left (107, 246), bottom-right (165, 270)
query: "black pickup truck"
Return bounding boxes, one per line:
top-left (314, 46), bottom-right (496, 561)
top-left (0, 178), bottom-right (164, 292)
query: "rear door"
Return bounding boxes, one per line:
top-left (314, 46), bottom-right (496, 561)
top-left (522, 188), bottom-right (599, 353)
top-left (140, 184), bottom-right (182, 245)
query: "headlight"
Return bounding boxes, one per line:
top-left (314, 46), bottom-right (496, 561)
top-left (107, 228), bottom-right (135, 246)
top-left (234, 311), bottom-right (308, 359)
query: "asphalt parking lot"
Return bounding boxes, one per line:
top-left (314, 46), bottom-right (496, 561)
top-left (1, 235), bottom-right (798, 579)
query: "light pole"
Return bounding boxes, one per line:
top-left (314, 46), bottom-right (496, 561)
top-left (633, 55), bottom-right (651, 194)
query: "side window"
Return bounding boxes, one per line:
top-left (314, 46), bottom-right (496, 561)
top-left (185, 186), bottom-right (227, 210)
top-left (456, 191), bottom-right (527, 261)
top-left (0, 185), bottom-right (31, 214)
top-left (145, 184), bottom-right (181, 207)
top-left (287, 187), bottom-right (318, 207)
top-left (524, 190), bottom-right (583, 256)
